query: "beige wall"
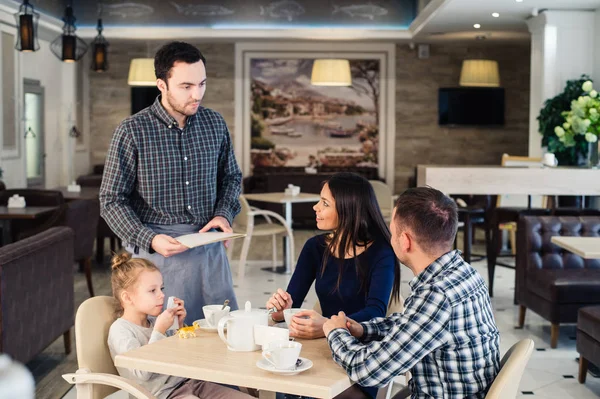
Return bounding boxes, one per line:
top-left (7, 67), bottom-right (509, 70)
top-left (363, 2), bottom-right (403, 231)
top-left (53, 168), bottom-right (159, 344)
top-left (89, 40), bottom-right (530, 191)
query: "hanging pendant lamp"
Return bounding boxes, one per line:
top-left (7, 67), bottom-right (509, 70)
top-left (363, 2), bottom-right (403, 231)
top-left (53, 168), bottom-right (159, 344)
top-left (50, 5), bottom-right (88, 63)
top-left (14, 0), bottom-right (40, 52)
top-left (91, 19), bottom-right (109, 72)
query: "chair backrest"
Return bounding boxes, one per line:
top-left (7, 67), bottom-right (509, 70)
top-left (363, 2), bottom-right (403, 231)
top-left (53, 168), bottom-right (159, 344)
top-left (232, 195), bottom-right (252, 231)
top-left (63, 199), bottom-right (101, 260)
top-left (369, 180), bottom-right (393, 218)
top-left (485, 339), bottom-right (534, 399)
top-left (75, 296), bottom-right (119, 399)
top-left (498, 154), bottom-right (546, 208)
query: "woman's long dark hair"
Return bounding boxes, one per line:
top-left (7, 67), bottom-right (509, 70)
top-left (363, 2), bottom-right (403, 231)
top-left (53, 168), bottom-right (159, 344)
top-left (320, 172), bottom-right (401, 304)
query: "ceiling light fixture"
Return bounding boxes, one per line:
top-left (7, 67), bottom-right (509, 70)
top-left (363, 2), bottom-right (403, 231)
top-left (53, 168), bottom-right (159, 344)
top-left (91, 18), bottom-right (109, 72)
top-left (492, 12), bottom-right (500, 17)
top-left (459, 60), bottom-right (500, 87)
top-left (50, 5), bottom-right (88, 62)
top-left (310, 59), bottom-right (352, 86)
top-left (14, 0), bottom-right (39, 52)
top-left (516, 0), bottom-right (523, 2)
top-left (128, 58), bottom-right (156, 86)
top-left (474, 23), bottom-right (481, 29)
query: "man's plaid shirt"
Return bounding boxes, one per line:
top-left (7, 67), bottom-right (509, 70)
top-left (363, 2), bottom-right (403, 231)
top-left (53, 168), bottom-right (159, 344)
top-left (327, 250), bottom-right (500, 398)
top-left (99, 96), bottom-right (242, 252)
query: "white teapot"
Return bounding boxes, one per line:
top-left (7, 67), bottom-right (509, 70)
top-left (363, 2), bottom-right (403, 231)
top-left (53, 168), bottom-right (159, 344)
top-left (217, 301), bottom-right (268, 352)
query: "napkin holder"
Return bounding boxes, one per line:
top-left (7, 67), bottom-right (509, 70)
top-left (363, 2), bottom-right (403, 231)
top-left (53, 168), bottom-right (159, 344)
top-left (284, 184), bottom-right (300, 196)
top-left (7, 195), bottom-right (26, 208)
top-left (67, 181), bottom-right (81, 192)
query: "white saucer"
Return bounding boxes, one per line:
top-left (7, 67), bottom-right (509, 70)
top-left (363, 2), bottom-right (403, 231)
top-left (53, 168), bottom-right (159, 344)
top-left (256, 357), bottom-right (313, 376)
top-left (192, 319), bottom-right (219, 332)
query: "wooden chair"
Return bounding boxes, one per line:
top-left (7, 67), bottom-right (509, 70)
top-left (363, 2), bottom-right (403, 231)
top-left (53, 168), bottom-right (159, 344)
top-left (485, 339), bottom-right (534, 399)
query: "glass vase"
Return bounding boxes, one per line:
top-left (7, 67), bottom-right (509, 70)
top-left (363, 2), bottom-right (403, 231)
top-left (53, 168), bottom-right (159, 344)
top-left (587, 141), bottom-right (599, 168)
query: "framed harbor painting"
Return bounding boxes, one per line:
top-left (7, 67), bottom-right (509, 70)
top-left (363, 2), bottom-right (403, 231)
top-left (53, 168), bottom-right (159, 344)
top-left (235, 42), bottom-right (396, 190)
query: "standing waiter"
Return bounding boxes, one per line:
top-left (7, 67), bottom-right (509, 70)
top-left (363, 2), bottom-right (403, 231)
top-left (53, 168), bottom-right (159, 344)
top-left (100, 41), bottom-right (242, 324)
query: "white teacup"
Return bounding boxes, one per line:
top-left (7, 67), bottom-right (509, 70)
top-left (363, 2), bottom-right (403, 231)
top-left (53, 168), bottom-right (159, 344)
top-left (203, 304), bottom-right (230, 327)
top-left (262, 340), bottom-right (302, 370)
top-left (283, 308), bottom-right (310, 326)
top-left (543, 153), bottom-right (558, 167)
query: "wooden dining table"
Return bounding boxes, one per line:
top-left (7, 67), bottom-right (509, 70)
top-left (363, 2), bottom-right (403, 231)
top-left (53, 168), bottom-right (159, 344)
top-left (551, 236), bottom-right (600, 259)
top-left (115, 331), bottom-right (353, 399)
top-left (53, 186), bottom-right (100, 201)
top-left (0, 206), bottom-right (59, 245)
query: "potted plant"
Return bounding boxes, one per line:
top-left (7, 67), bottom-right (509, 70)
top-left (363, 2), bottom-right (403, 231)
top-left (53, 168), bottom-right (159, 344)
top-left (553, 80), bottom-right (600, 167)
top-left (538, 75), bottom-right (593, 166)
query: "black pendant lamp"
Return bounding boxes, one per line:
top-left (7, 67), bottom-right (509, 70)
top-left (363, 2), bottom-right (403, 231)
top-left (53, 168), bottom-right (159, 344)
top-left (50, 5), bottom-right (88, 63)
top-left (14, 0), bottom-right (40, 52)
top-left (91, 19), bottom-right (109, 72)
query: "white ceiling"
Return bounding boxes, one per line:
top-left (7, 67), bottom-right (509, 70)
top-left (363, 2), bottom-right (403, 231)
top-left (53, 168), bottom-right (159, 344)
top-left (413, 0), bottom-right (600, 41)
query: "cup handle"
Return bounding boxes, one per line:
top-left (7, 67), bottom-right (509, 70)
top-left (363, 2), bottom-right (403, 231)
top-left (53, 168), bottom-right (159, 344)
top-left (262, 350), bottom-right (278, 368)
top-left (217, 316), bottom-right (232, 346)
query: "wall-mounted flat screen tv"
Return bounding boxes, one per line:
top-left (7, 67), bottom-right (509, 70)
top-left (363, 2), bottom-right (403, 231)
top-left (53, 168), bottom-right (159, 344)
top-left (438, 87), bottom-right (505, 126)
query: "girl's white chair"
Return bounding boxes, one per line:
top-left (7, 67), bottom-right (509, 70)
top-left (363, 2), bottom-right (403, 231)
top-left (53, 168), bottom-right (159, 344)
top-left (62, 296), bottom-right (156, 399)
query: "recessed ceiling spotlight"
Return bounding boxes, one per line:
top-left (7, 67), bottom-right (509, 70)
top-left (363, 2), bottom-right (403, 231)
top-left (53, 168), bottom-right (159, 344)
top-left (516, 0), bottom-right (523, 2)
top-left (492, 12), bottom-right (500, 17)
top-left (474, 23), bottom-right (481, 29)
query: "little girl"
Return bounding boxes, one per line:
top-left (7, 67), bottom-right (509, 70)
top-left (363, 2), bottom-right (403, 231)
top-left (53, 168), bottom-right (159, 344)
top-left (107, 252), bottom-right (252, 399)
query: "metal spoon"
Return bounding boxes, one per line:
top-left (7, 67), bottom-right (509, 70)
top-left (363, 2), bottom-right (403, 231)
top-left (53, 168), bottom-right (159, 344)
top-left (221, 299), bottom-right (230, 310)
top-left (295, 358), bottom-right (303, 370)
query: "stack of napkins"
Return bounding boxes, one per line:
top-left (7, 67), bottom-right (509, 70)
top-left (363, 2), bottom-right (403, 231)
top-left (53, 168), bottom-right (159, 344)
top-left (175, 232), bottom-right (246, 249)
top-left (7, 195), bottom-right (26, 208)
top-left (284, 184), bottom-right (301, 196)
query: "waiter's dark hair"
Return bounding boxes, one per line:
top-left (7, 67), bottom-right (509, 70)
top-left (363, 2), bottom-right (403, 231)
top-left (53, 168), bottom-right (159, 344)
top-left (154, 41), bottom-right (206, 84)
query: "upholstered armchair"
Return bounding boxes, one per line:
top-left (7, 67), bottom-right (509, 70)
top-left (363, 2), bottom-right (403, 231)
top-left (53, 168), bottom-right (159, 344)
top-left (19, 199), bottom-right (100, 297)
top-left (516, 216), bottom-right (600, 348)
top-left (0, 227), bottom-right (74, 364)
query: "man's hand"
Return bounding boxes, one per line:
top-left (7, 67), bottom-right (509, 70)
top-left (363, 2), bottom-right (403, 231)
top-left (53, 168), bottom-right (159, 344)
top-left (199, 216), bottom-right (232, 248)
top-left (345, 317), bottom-right (364, 339)
top-left (323, 311), bottom-right (349, 337)
top-left (151, 234), bottom-right (189, 257)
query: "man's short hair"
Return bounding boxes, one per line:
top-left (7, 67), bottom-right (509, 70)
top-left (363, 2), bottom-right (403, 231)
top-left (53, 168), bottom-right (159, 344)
top-left (154, 41), bottom-right (206, 84)
top-left (393, 186), bottom-right (458, 252)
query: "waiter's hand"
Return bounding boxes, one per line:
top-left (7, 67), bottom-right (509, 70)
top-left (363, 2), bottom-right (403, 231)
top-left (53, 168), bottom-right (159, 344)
top-left (151, 234), bottom-right (189, 257)
top-left (199, 216), bottom-right (233, 248)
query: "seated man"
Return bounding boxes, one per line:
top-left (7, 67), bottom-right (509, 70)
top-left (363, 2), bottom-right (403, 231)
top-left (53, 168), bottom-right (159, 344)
top-left (323, 186), bottom-right (500, 399)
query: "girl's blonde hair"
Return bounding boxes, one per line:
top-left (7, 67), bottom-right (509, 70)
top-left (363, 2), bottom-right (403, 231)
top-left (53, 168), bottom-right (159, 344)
top-left (111, 252), bottom-right (160, 317)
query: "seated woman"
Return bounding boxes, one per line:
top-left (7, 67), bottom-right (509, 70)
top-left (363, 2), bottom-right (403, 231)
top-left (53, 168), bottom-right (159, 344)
top-left (267, 172), bottom-right (400, 399)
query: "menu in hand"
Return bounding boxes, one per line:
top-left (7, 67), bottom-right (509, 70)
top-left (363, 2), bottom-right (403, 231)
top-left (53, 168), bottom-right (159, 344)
top-left (175, 232), bottom-right (246, 249)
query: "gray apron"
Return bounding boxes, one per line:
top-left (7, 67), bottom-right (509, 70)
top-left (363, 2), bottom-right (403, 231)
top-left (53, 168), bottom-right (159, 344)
top-left (127, 223), bottom-right (239, 325)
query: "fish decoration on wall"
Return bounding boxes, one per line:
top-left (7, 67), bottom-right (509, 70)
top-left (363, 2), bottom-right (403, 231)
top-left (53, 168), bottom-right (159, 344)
top-left (260, 0), bottom-right (305, 22)
top-left (332, 3), bottom-right (389, 20)
top-left (100, 2), bottom-right (155, 19)
top-left (170, 2), bottom-right (235, 16)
